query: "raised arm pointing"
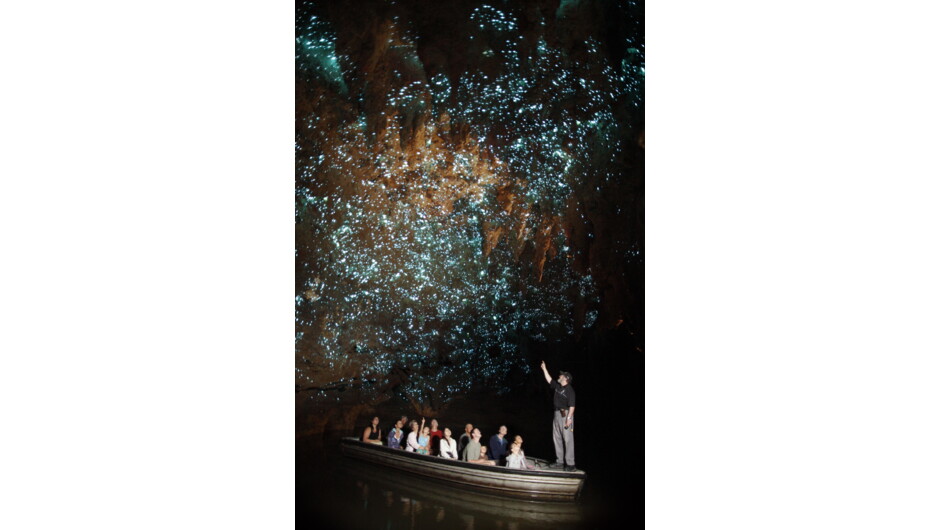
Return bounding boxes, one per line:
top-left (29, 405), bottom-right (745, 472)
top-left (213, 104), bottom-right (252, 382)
top-left (540, 360), bottom-right (552, 384)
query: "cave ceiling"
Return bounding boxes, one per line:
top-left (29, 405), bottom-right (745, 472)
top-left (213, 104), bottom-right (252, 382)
top-left (296, 0), bottom-right (643, 411)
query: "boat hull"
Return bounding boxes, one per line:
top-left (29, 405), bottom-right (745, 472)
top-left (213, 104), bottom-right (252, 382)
top-left (340, 437), bottom-right (585, 501)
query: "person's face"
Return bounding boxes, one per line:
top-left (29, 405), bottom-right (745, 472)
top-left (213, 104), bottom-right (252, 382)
top-left (499, 425), bottom-right (507, 436)
top-left (465, 424), bottom-right (473, 434)
top-left (559, 374), bottom-right (569, 386)
top-left (472, 428), bottom-right (481, 440)
top-left (510, 444), bottom-right (520, 454)
top-left (411, 421), bottom-right (419, 431)
top-left (514, 435), bottom-right (523, 444)
top-left (444, 428), bottom-right (451, 438)
top-left (480, 447), bottom-right (487, 458)
top-left (431, 419), bottom-right (438, 429)
top-left (422, 427), bottom-right (430, 435)
top-left (395, 420), bottom-right (403, 429)
top-left (372, 417), bottom-right (380, 426)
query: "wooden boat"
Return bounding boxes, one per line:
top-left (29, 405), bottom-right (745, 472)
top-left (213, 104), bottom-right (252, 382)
top-left (341, 458), bottom-right (583, 523)
top-left (339, 437), bottom-right (586, 501)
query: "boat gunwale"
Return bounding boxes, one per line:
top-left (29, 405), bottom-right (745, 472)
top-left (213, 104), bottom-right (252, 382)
top-left (340, 437), bottom-right (584, 479)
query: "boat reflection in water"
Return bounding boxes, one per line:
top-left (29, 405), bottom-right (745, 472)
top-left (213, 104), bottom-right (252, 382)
top-left (343, 458), bottom-right (582, 529)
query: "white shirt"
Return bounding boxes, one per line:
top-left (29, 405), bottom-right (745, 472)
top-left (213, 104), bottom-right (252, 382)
top-left (439, 437), bottom-right (458, 459)
top-left (406, 432), bottom-right (420, 452)
top-left (506, 451), bottom-right (526, 469)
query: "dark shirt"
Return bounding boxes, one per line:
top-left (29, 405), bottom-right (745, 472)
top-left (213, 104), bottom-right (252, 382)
top-left (489, 434), bottom-right (508, 463)
top-left (458, 432), bottom-right (472, 455)
top-left (429, 429), bottom-right (443, 455)
top-left (551, 380), bottom-right (576, 410)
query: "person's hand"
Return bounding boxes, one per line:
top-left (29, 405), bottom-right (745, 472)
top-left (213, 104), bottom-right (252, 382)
top-left (540, 360), bottom-right (546, 370)
top-left (565, 417), bottom-right (572, 429)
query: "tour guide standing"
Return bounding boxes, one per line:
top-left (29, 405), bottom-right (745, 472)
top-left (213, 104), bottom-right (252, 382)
top-left (540, 360), bottom-right (576, 471)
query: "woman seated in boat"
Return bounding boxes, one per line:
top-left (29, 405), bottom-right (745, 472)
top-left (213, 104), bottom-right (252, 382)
top-left (387, 419), bottom-right (404, 449)
top-left (417, 424), bottom-right (432, 455)
top-left (362, 416), bottom-right (382, 445)
top-left (438, 427), bottom-right (458, 459)
top-left (405, 419), bottom-right (423, 452)
top-left (469, 446), bottom-right (497, 466)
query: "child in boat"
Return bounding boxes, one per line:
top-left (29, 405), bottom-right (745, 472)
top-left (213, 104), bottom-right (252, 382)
top-left (469, 446), bottom-right (497, 466)
top-left (417, 425), bottom-right (431, 455)
top-left (505, 442), bottom-right (526, 469)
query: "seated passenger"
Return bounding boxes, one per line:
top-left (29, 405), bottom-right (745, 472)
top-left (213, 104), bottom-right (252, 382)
top-left (418, 425), bottom-right (431, 455)
top-left (505, 442), bottom-right (526, 469)
top-left (405, 420), bottom-right (422, 452)
top-left (461, 428), bottom-right (483, 461)
top-left (457, 423), bottom-right (473, 456)
top-left (428, 419), bottom-right (444, 455)
top-left (387, 419), bottom-right (404, 449)
top-left (362, 416), bottom-right (382, 445)
top-left (388, 415), bottom-right (407, 439)
top-left (513, 435), bottom-right (535, 469)
top-left (488, 424), bottom-right (509, 464)
top-left (439, 427), bottom-right (458, 459)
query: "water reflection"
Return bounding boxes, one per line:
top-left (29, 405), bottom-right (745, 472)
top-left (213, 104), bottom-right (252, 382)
top-left (345, 459), bottom-right (581, 527)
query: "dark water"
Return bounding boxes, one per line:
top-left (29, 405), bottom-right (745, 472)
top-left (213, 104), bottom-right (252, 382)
top-left (297, 430), bottom-right (638, 530)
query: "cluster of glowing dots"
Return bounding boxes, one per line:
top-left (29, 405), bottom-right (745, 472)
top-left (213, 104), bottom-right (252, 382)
top-left (295, 3), bottom-right (642, 404)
